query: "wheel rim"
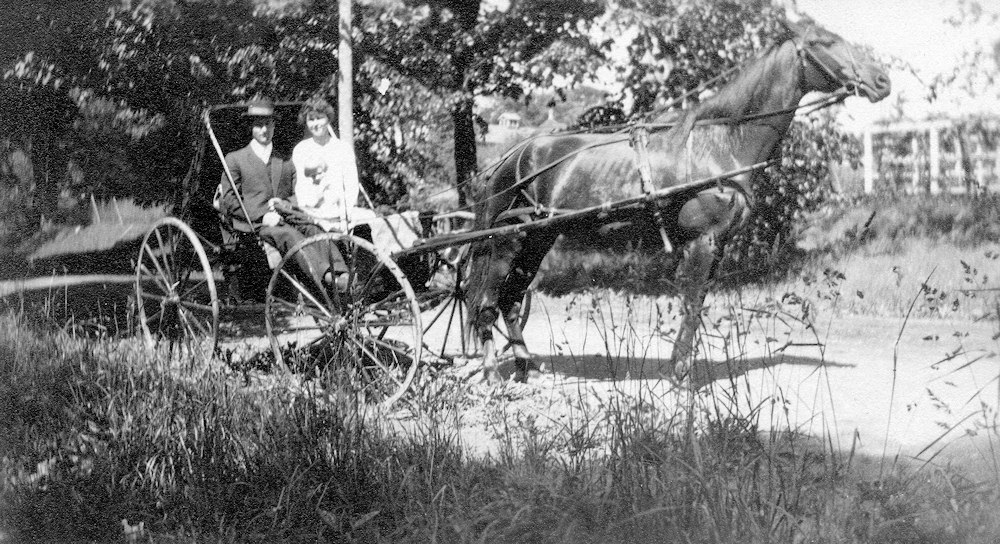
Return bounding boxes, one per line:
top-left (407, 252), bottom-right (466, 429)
top-left (134, 217), bottom-right (219, 367)
top-left (265, 233), bottom-right (422, 407)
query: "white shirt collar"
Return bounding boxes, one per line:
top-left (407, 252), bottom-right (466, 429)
top-left (249, 140), bottom-right (272, 164)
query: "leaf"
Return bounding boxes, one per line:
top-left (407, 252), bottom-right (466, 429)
top-left (352, 509), bottom-right (381, 529)
top-left (318, 509), bottom-right (339, 529)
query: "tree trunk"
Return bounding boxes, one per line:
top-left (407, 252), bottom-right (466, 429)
top-left (449, 1), bottom-right (481, 208)
top-left (452, 97), bottom-right (477, 207)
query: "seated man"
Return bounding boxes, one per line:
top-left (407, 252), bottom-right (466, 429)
top-left (216, 98), bottom-right (346, 290)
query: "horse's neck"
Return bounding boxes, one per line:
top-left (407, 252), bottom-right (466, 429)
top-left (715, 40), bottom-right (804, 162)
top-left (657, 40), bottom-right (805, 166)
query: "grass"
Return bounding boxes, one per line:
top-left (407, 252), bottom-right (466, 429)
top-left (1, 192), bottom-right (999, 541)
top-left (2, 284), bottom-right (999, 542)
top-left (536, 193), bottom-right (1000, 320)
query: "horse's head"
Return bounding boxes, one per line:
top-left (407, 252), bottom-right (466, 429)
top-left (786, 18), bottom-right (891, 102)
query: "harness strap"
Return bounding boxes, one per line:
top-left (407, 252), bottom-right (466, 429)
top-left (630, 126), bottom-right (674, 254)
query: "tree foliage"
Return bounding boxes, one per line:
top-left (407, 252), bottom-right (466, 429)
top-left (1, 0), bottom-right (864, 280)
top-left (936, 0), bottom-right (1000, 99)
top-left (357, 0), bottom-right (605, 205)
top-left (592, 0), bottom-right (855, 271)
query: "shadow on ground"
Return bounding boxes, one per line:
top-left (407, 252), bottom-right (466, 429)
top-left (534, 352), bottom-right (855, 389)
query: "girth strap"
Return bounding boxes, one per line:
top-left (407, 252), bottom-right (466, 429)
top-left (630, 126), bottom-right (674, 254)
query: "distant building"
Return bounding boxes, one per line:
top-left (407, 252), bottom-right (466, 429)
top-left (497, 112), bottom-right (522, 129)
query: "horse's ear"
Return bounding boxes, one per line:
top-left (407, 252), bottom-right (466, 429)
top-left (779, 0), bottom-right (803, 23)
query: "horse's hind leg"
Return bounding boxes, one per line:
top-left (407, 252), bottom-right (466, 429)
top-left (498, 231), bottom-right (557, 383)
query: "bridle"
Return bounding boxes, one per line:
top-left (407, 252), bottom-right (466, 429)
top-left (435, 26), bottom-right (865, 213)
top-left (794, 26), bottom-right (865, 98)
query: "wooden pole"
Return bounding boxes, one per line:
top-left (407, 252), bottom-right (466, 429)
top-left (863, 129), bottom-right (874, 193)
top-left (911, 136), bottom-right (920, 193)
top-left (338, 0), bottom-right (353, 146)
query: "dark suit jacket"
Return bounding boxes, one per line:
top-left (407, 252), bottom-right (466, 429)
top-left (219, 144), bottom-right (295, 232)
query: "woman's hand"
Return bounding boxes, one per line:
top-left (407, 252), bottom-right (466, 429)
top-left (262, 211), bottom-right (282, 227)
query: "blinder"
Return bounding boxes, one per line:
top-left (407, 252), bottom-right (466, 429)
top-left (795, 28), bottom-right (863, 96)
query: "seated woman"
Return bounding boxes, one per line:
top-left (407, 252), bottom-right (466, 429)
top-left (291, 97), bottom-right (376, 233)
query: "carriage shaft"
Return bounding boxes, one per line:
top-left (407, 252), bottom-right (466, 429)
top-left (397, 159), bottom-right (773, 259)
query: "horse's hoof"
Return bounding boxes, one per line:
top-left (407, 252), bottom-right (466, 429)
top-left (483, 369), bottom-right (503, 385)
top-left (662, 362), bottom-right (692, 389)
top-left (512, 359), bottom-right (543, 384)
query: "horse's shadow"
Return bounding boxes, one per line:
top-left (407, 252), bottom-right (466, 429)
top-left (532, 352), bottom-right (855, 390)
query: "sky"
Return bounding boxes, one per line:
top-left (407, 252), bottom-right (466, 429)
top-left (798, 0), bottom-right (999, 129)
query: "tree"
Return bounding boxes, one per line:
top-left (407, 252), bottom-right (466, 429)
top-left (357, 0), bottom-right (605, 206)
top-left (576, 0), bottom-right (860, 274)
top-left (931, 0), bottom-right (1000, 192)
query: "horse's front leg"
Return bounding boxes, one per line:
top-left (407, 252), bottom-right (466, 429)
top-left (670, 190), bottom-right (745, 379)
top-left (469, 237), bottom-right (521, 385)
top-left (501, 298), bottom-right (537, 383)
top-left (473, 306), bottom-right (503, 384)
top-left (670, 233), bottom-right (718, 378)
top-left (499, 231), bottom-right (556, 383)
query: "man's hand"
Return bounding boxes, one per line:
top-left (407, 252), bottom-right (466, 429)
top-left (267, 198), bottom-right (288, 211)
top-left (262, 211), bottom-right (282, 227)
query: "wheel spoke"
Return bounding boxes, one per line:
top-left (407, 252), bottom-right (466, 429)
top-left (138, 263), bottom-right (173, 294)
top-left (347, 336), bottom-right (404, 388)
top-left (439, 297), bottom-right (461, 355)
top-left (422, 296), bottom-right (453, 331)
top-left (139, 291), bottom-right (170, 303)
top-left (175, 245), bottom-right (198, 295)
top-left (153, 228), bottom-right (175, 282)
top-left (144, 305), bottom-right (165, 328)
top-left (363, 288), bottom-right (408, 312)
top-left (347, 239), bottom-right (361, 295)
top-left (142, 245), bottom-right (173, 290)
top-left (177, 277), bottom-right (209, 301)
top-left (366, 335), bottom-right (415, 360)
top-left (458, 297), bottom-right (467, 354)
top-left (280, 269), bottom-right (333, 320)
top-left (179, 306), bottom-right (210, 338)
top-left (269, 296), bottom-right (329, 325)
top-left (175, 299), bottom-right (217, 314)
top-left (357, 260), bottom-right (388, 299)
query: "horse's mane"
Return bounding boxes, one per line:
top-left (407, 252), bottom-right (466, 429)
top-left (660, 28), bottom-right (796, 143)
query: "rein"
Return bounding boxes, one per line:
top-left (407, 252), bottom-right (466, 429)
top-left (426, 29), bottom-right (859, 216)
top-left (472, 89), bottom-right (848, 213)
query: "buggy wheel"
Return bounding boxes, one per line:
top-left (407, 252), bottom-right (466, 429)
top-left (418, 212), bottom-right (476, 360)
top-left (418, 249), bottom-right (472, 360)
top-left (418, 254), bottom-right (532, 360)
top-left (134, 217), bottom-right (219, 367)
top-left (265, 233), bottom-right (422, 408)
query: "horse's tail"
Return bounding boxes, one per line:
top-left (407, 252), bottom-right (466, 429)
top-left (462, 142), bottom-right (527, 349)
top-left (462, 206), bottom-right (491, 351)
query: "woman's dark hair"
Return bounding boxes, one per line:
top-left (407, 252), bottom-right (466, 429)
top-left (297, 96), bottom-right (337, 125)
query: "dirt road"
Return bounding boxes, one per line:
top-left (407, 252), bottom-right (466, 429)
top-left (433, 292), bottom-right (1000, 460)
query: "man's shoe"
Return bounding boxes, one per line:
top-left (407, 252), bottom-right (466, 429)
top-left (325, 271), bottom-right (350, 291)
top-left (334, 273), bottom-right (349, 291)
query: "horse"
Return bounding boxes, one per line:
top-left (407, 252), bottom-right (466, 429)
top-left (465, 18), bottom-right (891, 384)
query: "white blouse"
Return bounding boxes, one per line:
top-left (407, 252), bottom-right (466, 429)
top-left (291, 136), bottom-right (364, 231)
